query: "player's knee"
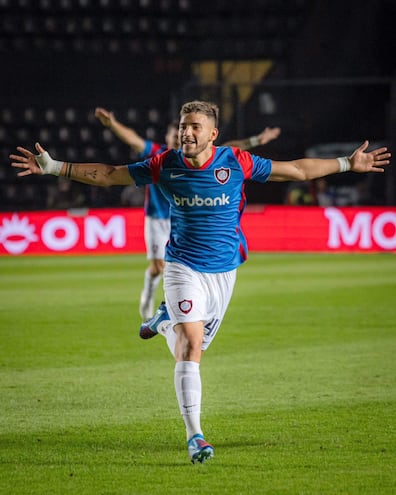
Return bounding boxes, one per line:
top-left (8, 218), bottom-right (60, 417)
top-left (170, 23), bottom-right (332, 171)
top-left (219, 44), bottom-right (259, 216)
top-left (174, 323), bottom-right (203, 361)
top-left (150, 259), bottom-right (165, 276)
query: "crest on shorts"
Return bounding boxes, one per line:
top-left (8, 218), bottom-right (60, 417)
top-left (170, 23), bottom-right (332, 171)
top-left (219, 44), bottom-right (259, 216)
top-left (214, 167), bottom-right (230, 184)
top-left (178, 299), bottom-right (193, 314)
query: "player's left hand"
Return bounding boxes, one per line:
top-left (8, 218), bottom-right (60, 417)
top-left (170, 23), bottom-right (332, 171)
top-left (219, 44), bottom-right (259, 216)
top-left (349, 141), bottom-right (391, 173)
top-left (258, 126), bottom-right (281, 145)
top-left (95, 107), bottom-right (115, 128)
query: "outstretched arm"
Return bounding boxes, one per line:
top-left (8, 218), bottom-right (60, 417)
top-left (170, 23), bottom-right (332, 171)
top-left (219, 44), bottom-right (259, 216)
top-left (10, 142), bottom-right (134, 187)
top-left (223, 126), bottom-right (281, 150)
top-left (269, 141), bottom-right (391, 182)
top-left (95, 107), bottom-right (146, 153)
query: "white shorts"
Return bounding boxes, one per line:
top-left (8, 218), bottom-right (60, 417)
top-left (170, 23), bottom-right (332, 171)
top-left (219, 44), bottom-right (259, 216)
top-left (144, 216), bottom-right (170, 260)
top-left (163, 262), bottom-right (237, 350)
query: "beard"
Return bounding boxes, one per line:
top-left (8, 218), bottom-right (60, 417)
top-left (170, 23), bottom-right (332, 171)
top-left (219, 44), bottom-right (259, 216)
top-left (182, 141), bottom-right (210, 158)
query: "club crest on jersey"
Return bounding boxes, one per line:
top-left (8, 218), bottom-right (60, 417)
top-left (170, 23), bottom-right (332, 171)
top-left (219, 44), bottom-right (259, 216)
top-left (178, 299), bottom-right (193, 314)
top-left (214, 167), bottom-right (230, 184)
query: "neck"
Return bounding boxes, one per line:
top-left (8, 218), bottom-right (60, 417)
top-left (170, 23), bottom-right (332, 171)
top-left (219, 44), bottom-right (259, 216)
top-left (184, 145), bottom-right (213, 168)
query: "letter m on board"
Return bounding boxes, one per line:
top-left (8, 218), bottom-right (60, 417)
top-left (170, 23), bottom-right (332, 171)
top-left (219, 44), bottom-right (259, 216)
top-left (324, 208), bottom-right (373, 249)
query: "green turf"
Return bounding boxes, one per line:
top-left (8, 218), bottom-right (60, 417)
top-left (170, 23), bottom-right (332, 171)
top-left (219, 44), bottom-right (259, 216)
top-left (0, 253), bottom-right (395, 494)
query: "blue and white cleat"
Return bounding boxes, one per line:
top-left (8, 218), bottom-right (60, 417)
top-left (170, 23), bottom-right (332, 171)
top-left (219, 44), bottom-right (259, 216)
top-left (139, 301), bottom-right (169, 339)
top-left (187, 434), bottom-right (214, 464)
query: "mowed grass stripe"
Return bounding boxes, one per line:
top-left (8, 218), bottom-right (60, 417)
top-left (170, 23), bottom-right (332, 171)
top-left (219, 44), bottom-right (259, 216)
top-left (0, 253), bottom-right (395, 494)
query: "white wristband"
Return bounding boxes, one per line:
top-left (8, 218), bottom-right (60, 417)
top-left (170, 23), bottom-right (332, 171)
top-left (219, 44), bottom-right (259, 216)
top-left (35, 151), bottom-right (64, 176)
top-left (249, 135), bottom-right (260, 147)
top-left (337, 156), bottom-right (351, 173)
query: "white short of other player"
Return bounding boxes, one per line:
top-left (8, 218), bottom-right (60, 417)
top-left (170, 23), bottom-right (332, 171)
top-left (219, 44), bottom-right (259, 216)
top-left (144, 216), bottom-right (171, 260)
top-left (164, 261), bottom-right (237, 351)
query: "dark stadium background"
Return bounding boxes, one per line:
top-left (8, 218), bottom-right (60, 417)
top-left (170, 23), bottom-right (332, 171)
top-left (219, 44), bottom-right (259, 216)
top-left (1, 0), bottom-right (395, 210)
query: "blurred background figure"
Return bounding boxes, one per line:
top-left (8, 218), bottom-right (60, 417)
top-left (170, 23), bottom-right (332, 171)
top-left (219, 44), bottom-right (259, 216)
top-left (95, 107), bottom-right (178, 319)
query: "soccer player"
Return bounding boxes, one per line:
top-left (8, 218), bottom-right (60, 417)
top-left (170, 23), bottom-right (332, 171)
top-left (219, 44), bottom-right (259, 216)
top-left (95, 106), bottom-right (281, 319)
top-left (95, 107), bottom-right (178, 319)
top-left (10, 100), bottom-right (390, 464)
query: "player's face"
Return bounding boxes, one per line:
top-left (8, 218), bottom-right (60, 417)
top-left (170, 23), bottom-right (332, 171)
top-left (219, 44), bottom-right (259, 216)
top-left (179, 112), bottom-right (218, 160)
top-left (165, 126), bottom-right (179, 149)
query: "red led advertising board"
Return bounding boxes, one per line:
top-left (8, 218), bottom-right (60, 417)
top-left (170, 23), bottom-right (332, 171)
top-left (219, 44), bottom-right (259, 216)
top-left (0, 206), bottom-right (395, 256)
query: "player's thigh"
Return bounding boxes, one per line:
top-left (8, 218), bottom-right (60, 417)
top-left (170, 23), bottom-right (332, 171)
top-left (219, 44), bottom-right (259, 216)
top-left (201, 270), bottom-right (237, 348)
top-left (144, 217), bottom-right (170, 260)
top-left (164, 262), bottom-right (207, 323)
top-left (164, 262), bottom-right (236, 350)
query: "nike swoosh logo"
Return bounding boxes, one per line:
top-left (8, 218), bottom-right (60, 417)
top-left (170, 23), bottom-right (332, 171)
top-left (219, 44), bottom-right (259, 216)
top-left (170, 172), bottom-right (185, 178)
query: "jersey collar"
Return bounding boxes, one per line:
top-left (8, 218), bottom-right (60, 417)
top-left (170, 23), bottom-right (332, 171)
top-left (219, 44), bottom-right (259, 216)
top-left (182, 146), bottom-right (216, 170)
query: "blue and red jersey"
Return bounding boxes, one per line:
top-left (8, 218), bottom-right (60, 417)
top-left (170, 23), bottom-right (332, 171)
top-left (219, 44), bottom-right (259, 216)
top-left (139, 140), bottom-right (170, 219)
top-left (128, 146), bottom-right (272, 273)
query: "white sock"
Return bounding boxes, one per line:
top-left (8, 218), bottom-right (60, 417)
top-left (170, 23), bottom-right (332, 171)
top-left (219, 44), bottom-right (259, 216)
top-left (142, 268), bottom-right (162, 299)
top-left (174, 361), bottom-right (203, 440)
top-left (164, 324), bottom-right (176, 355)
top-left (150, 308), bottom-right (176, 356)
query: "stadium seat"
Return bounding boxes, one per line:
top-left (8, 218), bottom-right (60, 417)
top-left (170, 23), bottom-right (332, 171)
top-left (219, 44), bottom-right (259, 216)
top-left (45, 109), bottom-right (58, 125)
top-left (2, 109), bottom-right (14, 124)
top-left (0, 0), bottom-right (318, 211)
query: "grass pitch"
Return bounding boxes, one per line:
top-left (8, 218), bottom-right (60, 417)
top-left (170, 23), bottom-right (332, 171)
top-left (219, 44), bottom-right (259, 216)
top-left (0, 253), bottom-right (395, 494)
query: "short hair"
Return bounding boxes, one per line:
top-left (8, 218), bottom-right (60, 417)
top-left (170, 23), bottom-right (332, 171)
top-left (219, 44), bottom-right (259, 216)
top-left (180, 100), bottom-right (219, 127)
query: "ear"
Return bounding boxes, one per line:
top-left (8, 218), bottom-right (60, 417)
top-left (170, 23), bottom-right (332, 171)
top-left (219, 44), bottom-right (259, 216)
top-left (211, 127), bottom-right (219, 142)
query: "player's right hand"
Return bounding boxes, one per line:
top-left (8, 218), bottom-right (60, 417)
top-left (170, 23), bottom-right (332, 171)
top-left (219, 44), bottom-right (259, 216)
top-left (9, 142), bottom-right (46, 177)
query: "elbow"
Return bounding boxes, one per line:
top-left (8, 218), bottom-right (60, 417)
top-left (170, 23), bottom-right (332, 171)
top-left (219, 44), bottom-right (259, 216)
top-left (293, 163), bottom-right (310, 181)
top-left (290, 170), bottom-right (309, 182)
